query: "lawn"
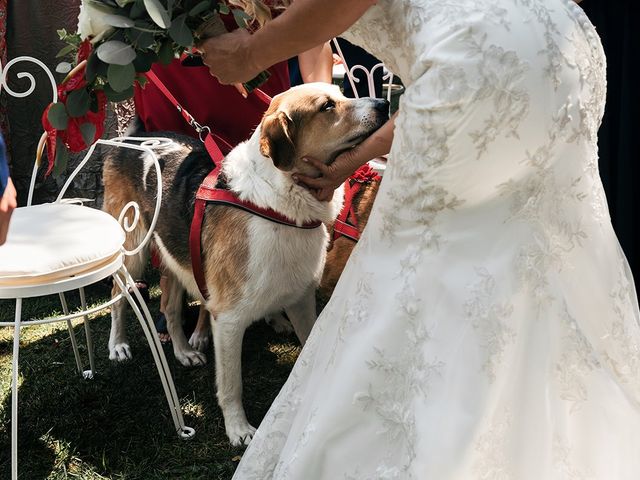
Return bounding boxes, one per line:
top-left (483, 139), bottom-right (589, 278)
top-left (0, 268), bottom-right (302, 479)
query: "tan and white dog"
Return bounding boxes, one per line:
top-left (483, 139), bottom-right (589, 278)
top-left (102, 83), bottom-right (389, 445)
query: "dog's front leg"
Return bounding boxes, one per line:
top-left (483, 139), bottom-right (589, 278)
top-left (284, 284), bottom-right (318, 345)
top-left (164, 272), bottom-right (207, 366)
top-left (108, 284), bottom-right (132, 361)
top-left (212, 312), bottom-right (256, 446)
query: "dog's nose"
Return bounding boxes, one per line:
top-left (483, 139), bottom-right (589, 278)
top-left (374, 98), bottom-right (390, 113)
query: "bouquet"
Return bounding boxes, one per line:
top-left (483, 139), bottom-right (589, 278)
top-left (41, 0), bottom-right (270, 174)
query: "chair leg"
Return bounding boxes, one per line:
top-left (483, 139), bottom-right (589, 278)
top-left (58, 293), bottom-right (84, 376)
top-left (79, 288), bottom-right (96, 379)
top-left (11, 299), bottom-right (22, 480)
top-left (113, 269), bottom-right (195, 440)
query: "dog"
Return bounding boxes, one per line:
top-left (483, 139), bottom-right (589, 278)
top-left (102, 83), bottom-right (389, 445)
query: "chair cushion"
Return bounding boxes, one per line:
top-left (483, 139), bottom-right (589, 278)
top-left (0, 203), bottom-right (125, 286)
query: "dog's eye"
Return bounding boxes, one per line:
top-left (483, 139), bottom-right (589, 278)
top-left (320, 100), bottom-right (336, 112)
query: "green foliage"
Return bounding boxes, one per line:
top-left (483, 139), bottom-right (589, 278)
top-left (56, 44), bottom-right (77, 59)
top-left (86, 52), bottom-right (106, 83)
top-left (144, 0), bottom-right (172, 28)
top-left (157, 37), bottom-right (175, 65)
top-left (79, 122), bottom-right (97, 148)
top-left (169, 13), bottom-right (194, 47)
top-left (56, 0), bottom-right (269, 103)
top-left (127, 27), bottom-right (156, 49)
top-left (189, 0), bottom-right (212, 17)
top-left (107, 62), bottom-right (137, 92)
top-left (232, 8), bottom-right (252, 29)
top-left (132, 49), bottom-right (158, 72)
top-left (48, 0), bottom-right (271, 175)
top-left (129, 0), bottom-right (147, 18)
top-left (47, 103), bottom-right (69, 130)
top-left (97, 40), bottom-right (138, 65)
top-left (66, 88), bottom-right (92, 118)
top-left (53, 141), bottom-right (69, 175)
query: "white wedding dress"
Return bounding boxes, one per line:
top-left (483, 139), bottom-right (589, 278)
top-left (233, 1), bottom-right (640, 478)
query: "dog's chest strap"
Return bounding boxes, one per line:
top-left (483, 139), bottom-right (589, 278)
top-left (190, 168), bottom-right (322, 300)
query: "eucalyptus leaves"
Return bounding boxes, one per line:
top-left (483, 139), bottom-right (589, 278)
top-left (43, 0), bottom-right (267, 173)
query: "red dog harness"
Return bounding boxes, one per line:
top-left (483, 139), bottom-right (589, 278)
top-left (145, 71), bottom-right (321, 300)
top-left (333, 164), bottom-right (381, 242)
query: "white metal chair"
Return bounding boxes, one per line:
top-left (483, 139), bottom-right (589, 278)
top-left (0, 56), bottom-right (194, 480)
top-left (332, 38), bottom-right (397, 107)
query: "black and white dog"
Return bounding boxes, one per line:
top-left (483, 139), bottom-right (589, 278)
top-left (102, 83), bottom-right (388, 445)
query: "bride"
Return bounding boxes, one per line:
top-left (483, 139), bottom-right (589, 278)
top-left (200, 0), bottom-right (640, 478)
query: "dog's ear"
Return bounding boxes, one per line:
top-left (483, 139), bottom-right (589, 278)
top-left (259, 111), bottom-right (296, 171)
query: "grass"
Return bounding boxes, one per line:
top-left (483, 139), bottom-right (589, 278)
top-left (0, 267), bottom-right (303, 479)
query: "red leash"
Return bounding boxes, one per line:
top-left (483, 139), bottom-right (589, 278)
top-left (145, 70), bottom-right (233, 157)
top-left (144, 72), bottom-right (321, 300)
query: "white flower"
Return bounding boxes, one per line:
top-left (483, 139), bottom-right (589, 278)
top-left (77, 1), bottom-right (115, 43)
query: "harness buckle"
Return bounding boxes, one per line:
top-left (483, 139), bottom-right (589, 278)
top-left (185, 115), bottom-right (211, 143)
top-left (198, 125), bottom-right (211, 143)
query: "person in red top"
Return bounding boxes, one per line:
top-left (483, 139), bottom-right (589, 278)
top-left (134, 56), bottom-right (290, 151)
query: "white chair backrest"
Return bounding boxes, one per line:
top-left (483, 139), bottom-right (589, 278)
top-left (331, 38), bottom-right (395, 107)
top-left (0, 56), bottom-right (58, 206)
top-left (62, 136), bottom-right (167, 256)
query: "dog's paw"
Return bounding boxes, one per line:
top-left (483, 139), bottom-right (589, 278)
top-left (265, 313), bottom-right (294, 334)
top-left (174, 347), bottom-right (207, 367)
top-left (188, 330), bottom-right (211, 352)
top-left (109, 342), bottom-right (132, 362)
top-left (226, 421), bottom-right (257, 447)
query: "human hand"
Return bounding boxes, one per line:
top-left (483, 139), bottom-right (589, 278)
top-left (0, 178), bottom-right (17, 245)
top-left (292, 150), bottom-right (363, 202)
top-left (198, 29), bottom-right (263, 85)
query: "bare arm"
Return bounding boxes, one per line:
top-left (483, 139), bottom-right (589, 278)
top-left (297, 42), bottom-right (334, 84)
top-left (199, 0), bottom-right (376, 84)
top-left (294, 111), bottom-right (397, 201)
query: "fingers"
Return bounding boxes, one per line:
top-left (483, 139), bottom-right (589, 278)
top-left (292, 175), bottom-right (336, 203)
top-left (301, 155), bottom-right (330, 173)
top-left (234, 83), bottom-right (248, 98)
top-left (197, 29), bottom-right (255, 85)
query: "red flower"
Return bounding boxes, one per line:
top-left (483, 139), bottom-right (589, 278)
top-left (41, 61), bottom-right (106, 175)
top-left (77, 39), bottom-right (92, 63)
